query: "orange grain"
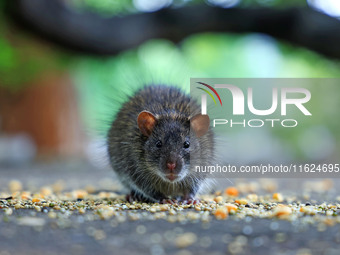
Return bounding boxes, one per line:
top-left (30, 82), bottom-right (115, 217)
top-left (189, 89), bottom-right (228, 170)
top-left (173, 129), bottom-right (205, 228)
top-left (225, 187), bottom-right (239, 197)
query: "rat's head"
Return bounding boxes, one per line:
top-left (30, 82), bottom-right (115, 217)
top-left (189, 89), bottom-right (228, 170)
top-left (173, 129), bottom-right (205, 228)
top-left (137, 111), bottom-right (210, 183)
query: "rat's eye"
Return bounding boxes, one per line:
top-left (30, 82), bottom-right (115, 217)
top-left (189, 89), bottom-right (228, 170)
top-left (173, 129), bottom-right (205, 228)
top-left (183, 141), bottom-right (190, 149)
top-left (156, 140), bottom-right (162, 148)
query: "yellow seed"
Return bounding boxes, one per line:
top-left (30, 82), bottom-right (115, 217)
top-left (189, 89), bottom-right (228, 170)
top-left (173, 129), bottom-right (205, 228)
top-left (273, 205), bottom-right (292, 218)
top-left (225, 203), bottom-right (238, 213)
top-left (32, 198), bottom-right (41, 203)
top-left (149, 207), bottom-right (157, 213)
top-left (160, 204), bottom-right (169, 211)
top-left (300, 206), bottom-right (316, 215)
top-left (169, 209), bottom-right (177, 215)
top-left (234, 199), bottom-right (248, 205)
top-left (194, 205), bottom-right (201, 211)
top-left (74, 190), bottom-right (88, 199)
top-left (214, 196), bottom-right (223, 203)
top-left (273, 193), bottom-right (283, 202)
top-left (21, 192), bottom-right (31, 200)
top-left (214, 207), bottom-right (228, 220)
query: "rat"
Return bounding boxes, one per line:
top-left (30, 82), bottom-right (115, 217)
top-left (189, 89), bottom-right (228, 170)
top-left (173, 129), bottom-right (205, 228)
top-left (107, 85), bottom-right (214, 203)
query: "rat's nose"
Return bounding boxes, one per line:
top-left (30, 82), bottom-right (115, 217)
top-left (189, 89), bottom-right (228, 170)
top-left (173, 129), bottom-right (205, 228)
top-left (166, 162), bottom-right (176, 171)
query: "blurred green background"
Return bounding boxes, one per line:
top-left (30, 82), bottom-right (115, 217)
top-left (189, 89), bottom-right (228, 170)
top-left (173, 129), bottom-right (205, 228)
top-left (0, 0), bottom-right (340, 166)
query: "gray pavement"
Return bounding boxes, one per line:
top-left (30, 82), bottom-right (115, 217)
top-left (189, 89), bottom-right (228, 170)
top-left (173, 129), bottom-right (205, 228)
top-left (0, 161), bottom-right (340, 255)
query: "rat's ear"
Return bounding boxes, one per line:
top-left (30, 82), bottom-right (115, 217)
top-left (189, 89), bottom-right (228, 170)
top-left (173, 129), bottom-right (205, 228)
top-left (137, 111), bottom-right (157, 137)
top-left (190, 114), bottom-right (210, 137)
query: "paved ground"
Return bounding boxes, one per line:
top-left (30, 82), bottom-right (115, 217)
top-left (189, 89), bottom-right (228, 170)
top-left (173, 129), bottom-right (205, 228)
top-left (0, 161), bottom-right (340, 255)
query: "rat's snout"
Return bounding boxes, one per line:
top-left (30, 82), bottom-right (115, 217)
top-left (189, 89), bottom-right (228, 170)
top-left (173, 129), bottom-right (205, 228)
top-left (166, 162), bottom-right (177, 171)
top-left (165, 159), bottom-right (181, 174)
top-left (162, 153), bottom-right (183, 182)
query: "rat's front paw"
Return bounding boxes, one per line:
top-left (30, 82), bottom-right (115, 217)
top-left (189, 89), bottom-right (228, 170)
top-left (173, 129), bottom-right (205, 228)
top-left (180, 194), bottom-right (200, 205)
top-left (126, 190), bottom-right (153, 203)
top-left (160, 198), bottom-right (178, 205)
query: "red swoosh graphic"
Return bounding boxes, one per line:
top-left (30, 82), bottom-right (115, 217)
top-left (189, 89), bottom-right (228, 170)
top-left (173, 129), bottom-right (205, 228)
top-left (197, 82), bottom-right (222, 106)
